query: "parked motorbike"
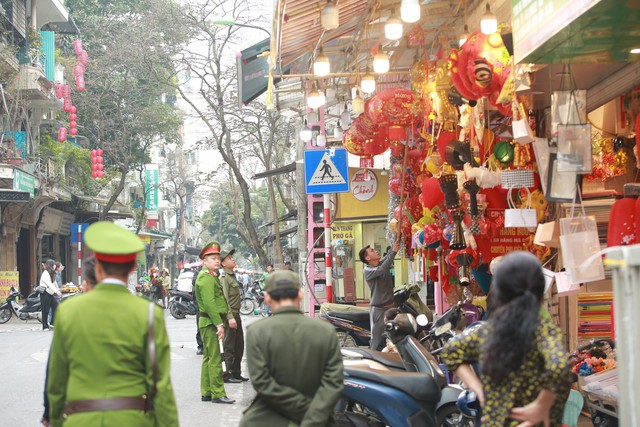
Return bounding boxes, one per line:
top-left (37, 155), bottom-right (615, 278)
top-left (341, 313), bottom-right (468, 427)
top-left (336, 313), bottom-right (467, 427)
top-left (168, 289), bottom-right (197, 319)
top-left (240, 282), bottom-right (268, 316)
top-left (0, 287), bottom-right (42, 323)
top-left (321, 284), bottom-right (432, 348)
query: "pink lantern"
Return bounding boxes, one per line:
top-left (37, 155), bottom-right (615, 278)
top-left (63, 98), bottom-right (73, 112)
top-left (91, 149), bottom-right (97, 157)
top-left (97, 148), bottom-right (103, 156)
top-left (70, 121), bottom-right (77, 128)
top-left (91, 171), bottom-right (98, 178)
top-left (69, 128), bottom-right (78, 136)
top-left (75, 75), bottom-right (86, 91)
top-left (57, 127), bottom-right (67, 142)
top-left (73, 39), bottom-right (83, 55)
top-left (61, 85), bottom-right (71, 98)
top-left (79, 51), bottom-right (89, 66)
top-left (70, 106), bottom-right (77, 114)
top-left (97, 170), bottom-right (104, 178)
top-left (73, 64), bottom-right (85, 76)
top-left (70, 113), bottom-right (77, 121)
top-left (91, 164), bottom-right (98, 171)
top-left (55, 84), bottom-right (63, 99)
top-left (97, 156), bottom-right (103, 163)
top-left (91, 157), bottom-right (98, 164)
top-left (97, 163), bottom-right (104, 171)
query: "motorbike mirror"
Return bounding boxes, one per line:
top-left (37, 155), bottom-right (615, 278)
top-left (416, 314), bottom-right (429, 327)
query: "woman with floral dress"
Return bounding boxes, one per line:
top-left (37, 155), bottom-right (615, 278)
top-left (441, 251), bottom-right (571, 426)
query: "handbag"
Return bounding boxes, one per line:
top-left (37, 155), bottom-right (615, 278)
top-left (36, 285), bottom-right (46, 294)
top-left (559, 186), bottom-right (604, 285)
top-left (501, 168), bottom-right (534, 189)
top-left (512, 101), bottom-right (535, 145)
top-left (553, 89), bottom-right (592, 174)
top-left (504, 187), bottom-right (538, 228)
top-left (534, 221), bottom-right (560, 248)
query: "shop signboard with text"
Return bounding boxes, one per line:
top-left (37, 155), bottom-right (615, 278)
top-left (350, 169), bottom-right (378, 201)
top-left (145, 164), bottom-right (159, 220)
top-left (0, 271), bottom-right (19, 303)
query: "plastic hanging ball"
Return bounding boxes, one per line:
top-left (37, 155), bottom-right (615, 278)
top-left (97, 148), bottom-right (103, 156)
top-left (91, 149), bottom-right (97, 157)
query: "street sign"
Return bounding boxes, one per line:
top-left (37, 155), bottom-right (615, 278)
top-left (13, 169), bottom-right (35, 198)
top-left (304, 148), bottom-right (349, 195)
top-left (71, 223), bottom-right (90, 243)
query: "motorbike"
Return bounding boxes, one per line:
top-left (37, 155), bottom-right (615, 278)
top-left (240, 282), bottom-right (268, 316)
top-left (336, 313), bottom-right (468, 427)
top-left (321, 284), bottom-right (433, 348)
top-left (0, 287), bottom-right (42, 323)
top-left (168, 289), bottom-right (197, 319)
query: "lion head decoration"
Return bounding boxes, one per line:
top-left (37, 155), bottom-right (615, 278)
top-left (448, 31), bottom-right (512, 116)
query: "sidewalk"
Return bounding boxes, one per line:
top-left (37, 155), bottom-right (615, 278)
top-left (0, 317), bottom-right (45, 333)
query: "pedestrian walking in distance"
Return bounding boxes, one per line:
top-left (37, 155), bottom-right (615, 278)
top-left (195, 241), bottom-right (235, 404)
top-left (240, 270), bottom-right (343, 426)
top-left (47, 221), bottom-right (178, 426)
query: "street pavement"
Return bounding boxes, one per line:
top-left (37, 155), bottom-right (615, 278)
top-left (0, 310), bottom-right (260, 426)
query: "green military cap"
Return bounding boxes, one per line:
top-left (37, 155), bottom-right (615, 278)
top-left (264, 270), bottom-right (300, 293)
top-left (84, 221), bottom-right (144, 264)
top-left (199, 241), bottom-right (221, 260)
top-left (220, 247), bottom-right (236, 261)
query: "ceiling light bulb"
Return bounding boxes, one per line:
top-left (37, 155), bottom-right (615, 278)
top-left (300, 120), bottom-right (312, 141)
top-left (321, 0), bottom-right (339, 30)
top-left (480, 4), bottom-right (498, 35)
top-left (361, 72), bottom-right (376, 94)
top-left (352, 91), bottom-right (365, 115)
top-left (459, 25), bottom-right (469, 47)
top-left (313, 48), bottom-right (330, 77)
top-left (307, 86), bottom-right (326, 109)
top-left (340, 103), bottom-right (351, 129)
top-left (400, 0), bottom-right (420, 23)
top-left (316, 133), bottom-right (327, 147)
top-left (333, 126), bottom-right (343, 139)
top-left (384, 11), bottom-right (403, 40)
top-left (373, 51), bottom-right (390, 74)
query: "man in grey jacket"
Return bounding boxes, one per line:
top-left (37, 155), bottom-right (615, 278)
top-left (359, 236), bottom-right (401, 350)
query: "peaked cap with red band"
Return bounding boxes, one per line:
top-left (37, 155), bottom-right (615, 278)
top-left (84, 221), bottom-right (144, 264)
top-left (199, 241), bottom-right (221, 260)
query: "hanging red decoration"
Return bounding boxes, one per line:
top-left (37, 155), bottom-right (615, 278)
top-left (79, 51), bottom-right (89, 66)
top-left (73, 39), bottom-right (84, 56)
top-left (91, 149), bottom-right (97, 157)
top-left (73, 64), bottom-right (85, 76)
top-left (61, 85), bottom-right (71, 98)
top-left (97, 148), bottom-right (103, 156)
top-left (70, 106), bottom-right (77, 114)
top-left (63, 98), bottom-right (73, 112)
top-left (70, 113), bottom-right (78, 121)
top-left (57, 127), bottom-right (67, 142)
top-left (69, 128), bottom-right (78, 136)
top-left (365, 87), bottom-right (417, 126)
top-left (76, 75), bottom-right (86, 91)
top-left (606, 198), bottom-right (637, 247)
top-left (70, 121), bottom-right (77, 128)
top-left (420, 177), bottom-right (445, 209)
top-left (388, 125), bottom-right (407, 141)
top-left (55, 84), bottom-right (63, 99)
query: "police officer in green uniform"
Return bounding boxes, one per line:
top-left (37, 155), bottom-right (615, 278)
top-left (219, 247), bottom-right (248, 383)
top-left (240, 270), bottom-right (343, 427)
top-left (47, 221), bottom-right (178, 426)
top-left (195, 241), bottom-right (235, 404)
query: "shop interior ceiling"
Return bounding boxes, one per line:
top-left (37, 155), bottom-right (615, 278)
top-left (272, 0), bottom-right (639, 126)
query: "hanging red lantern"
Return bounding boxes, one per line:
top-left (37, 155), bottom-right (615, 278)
top-left (365, 87), bottom-right (418, 126)
top-left (69, 128), bottom-right (78, 136)
top-left (70, 106), bottom-right (77, 114)
top-left (70, 113), bottom-right (77, 121)
top-left (91, 157), bottom-right (98, 164)
top-left (97, 148), bottom-right (103, 156)
top-left (91, 149), bottom-right (97, 157)
top-left (97, 163), bottom-right (104, 171)
top-left (91, 164), bottom-right (98, 171)
top-left (79, 51), bottom-right (89, 66)
top-left (388, 125), bottom-right (407, 142)
top-left (55, 84), bottom-right (63, 99)
top-left (76, 75), bottom-right (86, 91)
top-left (73, 39), bottom-right (84, 55)
top-left (61, 85), bottom-right (71, 98)
top-left (70, 121), bottom-right (77, 128)
top-left (57, 127), bottom-right (67, 142)
top-left (360, 157), bottom-right (374, 169)
top-left (97, 156), bottom-right (103, 163)
top-left (420, 176), bottom-right (445, 209)
top-left (63, 98), bottom-right (73, 112)
top-left (73, 64), bottom-right (85, 76)
top-left (97, 170), bottom-right (104, 178)
top-left (91, 171), bottom-right (98, 178)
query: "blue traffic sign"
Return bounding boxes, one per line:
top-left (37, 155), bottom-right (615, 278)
top-left (304, 148), bottom-right (349, 194)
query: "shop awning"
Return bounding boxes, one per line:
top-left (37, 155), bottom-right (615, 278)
top-left (252, 162), bottom-right (296, 179)
top-left (262, 225), bottom-right (298, 244)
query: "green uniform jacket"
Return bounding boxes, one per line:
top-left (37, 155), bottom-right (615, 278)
top-left (195, 268), bottom-right (228, 327)
top-left (47, 283), bottom-right (178, 427)
top-left (219, 269), bottom-right (241, 314)
top-left (240, 306), bottom-right (343, 427)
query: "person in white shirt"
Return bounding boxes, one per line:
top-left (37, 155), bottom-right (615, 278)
top-left (176, 264), bottom-right (195, 293)
top-left (40, 259), bottom-right (61, 331)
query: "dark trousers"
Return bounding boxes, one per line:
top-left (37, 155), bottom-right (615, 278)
top-left (40, 292), bottom-right (58, 329)
top-left (195, 312), bottom-right (203, 349)
top-left (223, 312), bottom-right (244, 378)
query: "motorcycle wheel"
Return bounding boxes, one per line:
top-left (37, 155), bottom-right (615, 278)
top-left (336, 332), bottom-right (358, 348)
top-left (169, 302), bottom-right (186, 320)
top-left (436, 403), bottom-right (476, 427)
top-left (0, 308), bottom-right (12, 324)
top-left (239, 298), bottom-right (255, 315)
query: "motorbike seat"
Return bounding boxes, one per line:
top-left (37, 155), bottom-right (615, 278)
top-left (344, 366), bottom-right (441, 403)
top-left (341, 348), bottom-right (405, 371)
top-left (326, 311), bottom-right (370, 323)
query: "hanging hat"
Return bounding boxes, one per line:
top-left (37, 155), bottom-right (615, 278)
top-left (220, 247), bottom-right (236, 262)
top-left (199, 241), bottom-right (221, 260)
top-left (84, 221), bottom-right (144, 264)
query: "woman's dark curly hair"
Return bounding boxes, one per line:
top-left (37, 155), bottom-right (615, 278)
top-left (481, 251), bottom-right (545, 384)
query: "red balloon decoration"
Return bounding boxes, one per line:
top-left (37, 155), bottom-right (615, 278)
top-left (365, 87), bottom-right (417, 126)
top-left (57, 127), bottom-right (67, 142)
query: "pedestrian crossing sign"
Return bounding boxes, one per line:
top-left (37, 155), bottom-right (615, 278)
top-left (304, 148), bottom-right (349, 194)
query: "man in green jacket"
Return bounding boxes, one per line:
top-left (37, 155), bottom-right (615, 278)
top-left (195, 241), bottom-right (235, 404)
top-left (47, 221), bottom-right (178, 426)
top-left (219, 247), bottom-right (248, 383)
top-left (240, 270), bottom-right (343, 427)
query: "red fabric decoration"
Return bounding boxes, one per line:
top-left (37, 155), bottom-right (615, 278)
top-left (365, 87), bottom-right (418, 126)
top-left (436, 131), bottom-right (457, 159)
top-left (420, 177), bottom-right (444, 209)
top-left (607, 198), bottom-right (636, 246)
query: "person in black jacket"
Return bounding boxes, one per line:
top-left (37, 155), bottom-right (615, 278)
top-left (192, 265), bottom-right (204, 354)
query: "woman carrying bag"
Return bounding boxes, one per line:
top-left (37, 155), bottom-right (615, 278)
top-left (40, 259), bottom-right (61, 331)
